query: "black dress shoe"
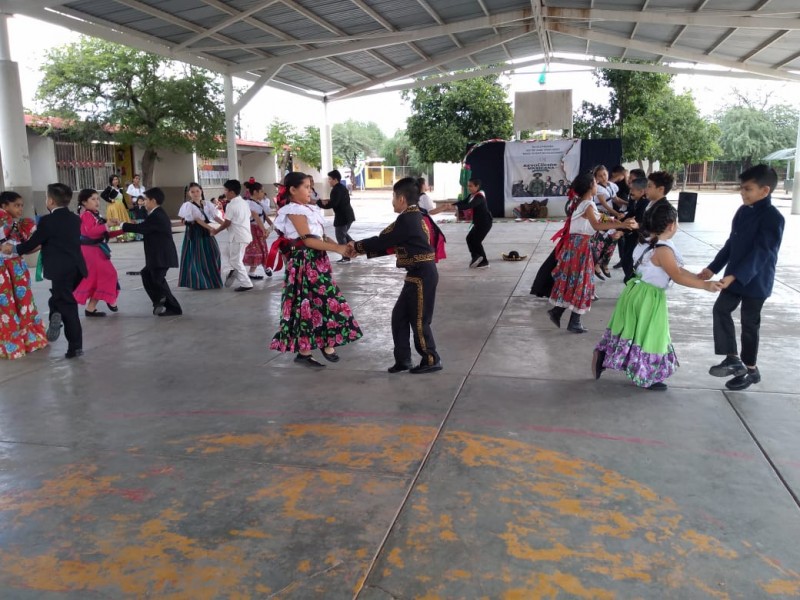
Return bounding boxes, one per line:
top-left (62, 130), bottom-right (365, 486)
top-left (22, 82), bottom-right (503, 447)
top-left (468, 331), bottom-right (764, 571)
top-left (46, 313), bottom-right (62, 342)
top-left (410, 360), bottom-right (443, 374)
top-left (725, 368), bottom-right (761, 391)
top-left (294, 353), bottom-right (326, 368)
top-left (85, 309), bottom-right (106, 317)
top-left (234, 286), bottom-right (253, 292)
top-left (321, 349), bottom-right (340, 363)
top-left (65, 349), bottom-right (83, 359)
top-left (647, 382), bottom-right (668, 391)
top-left (158, 309), bottom-right (182, 317)
top-left (594, 270), bottom-right (606, 281)
top-left (249, 274), bottom-right (264, 280)
top-left (709, 356), bottom-right (747, 377)
top-left (387, 362), bottom-right (413, 373)
top-left (106, 303), bottom-right (119, 312)
top-left (547, 308), bottom-right (562, 328)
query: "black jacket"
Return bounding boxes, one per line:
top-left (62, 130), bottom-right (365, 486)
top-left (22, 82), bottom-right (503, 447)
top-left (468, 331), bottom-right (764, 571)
top-left (318, 182), bottom-right (355, 227)
top-left (354, 206), bottom-right (434, 269)
top-left (455, 191), bottom-right (492, 228)
top-left (707, 195), bottom-right (784, 298)
top-left (122, 206), bottom-right (179, 268)
top-left (16, 207), bottom-right (87, 280)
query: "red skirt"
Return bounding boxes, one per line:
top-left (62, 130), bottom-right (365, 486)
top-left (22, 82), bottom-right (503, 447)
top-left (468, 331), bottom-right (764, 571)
top-left (243, 224), bottom-right (269, 268)
top-left (549, 234), bottom-right (595, 314)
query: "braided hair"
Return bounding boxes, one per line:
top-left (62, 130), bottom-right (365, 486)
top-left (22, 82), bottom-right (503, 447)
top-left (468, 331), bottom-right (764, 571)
top-left (641, 200), bottom-right (678, 251)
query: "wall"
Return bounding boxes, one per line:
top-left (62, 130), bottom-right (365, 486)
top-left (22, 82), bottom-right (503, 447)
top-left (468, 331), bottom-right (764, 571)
top-left (431, 162), bottom-right (462, 200)
top-left (149, 147), bottom-right (194, 216)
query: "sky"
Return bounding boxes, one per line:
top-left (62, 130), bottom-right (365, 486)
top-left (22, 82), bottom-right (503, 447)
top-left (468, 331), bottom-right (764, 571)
top-left (9, 14), bottom-right (800, 143)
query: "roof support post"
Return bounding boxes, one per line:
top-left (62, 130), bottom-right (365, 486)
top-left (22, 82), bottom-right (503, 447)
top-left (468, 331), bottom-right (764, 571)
top-left (223, 74), bottom-right (239, 181)
top-left (792, 112), bottom-right (800, 215)
top-left (0, 13), bottom-right (33, 217)
top-left (320, 96), bottom-right (333, 197)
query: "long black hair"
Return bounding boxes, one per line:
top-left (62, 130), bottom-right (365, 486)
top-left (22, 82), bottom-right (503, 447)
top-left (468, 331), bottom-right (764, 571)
top-left (641, 200), bottom-right (677, 249)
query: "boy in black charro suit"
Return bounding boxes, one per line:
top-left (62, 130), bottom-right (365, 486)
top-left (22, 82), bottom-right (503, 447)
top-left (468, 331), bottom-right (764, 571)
top-left (121, 187), bottom-right (182, 316)
top-left (348, 177), bottom-right (442, 374)
top-left (10, 183), bottom-right (87, 358)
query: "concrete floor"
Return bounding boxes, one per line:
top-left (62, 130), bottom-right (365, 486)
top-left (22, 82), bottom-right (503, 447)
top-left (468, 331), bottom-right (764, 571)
top-left (1, 192), bottom-right (798, 599)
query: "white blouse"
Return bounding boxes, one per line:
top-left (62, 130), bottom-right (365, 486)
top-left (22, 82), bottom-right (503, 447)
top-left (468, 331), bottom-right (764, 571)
top-left (178, 200), bottom-right (218, 223)
top-left (274, 202), bottom-right (326, 239)
top-left (633, 239), bottom-right (683, 289)
top-left (570, 199), bottom-right (598, 236)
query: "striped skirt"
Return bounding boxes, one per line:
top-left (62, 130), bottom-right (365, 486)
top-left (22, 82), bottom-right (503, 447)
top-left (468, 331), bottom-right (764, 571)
top-left (178, 223), bottom-right (223, 289)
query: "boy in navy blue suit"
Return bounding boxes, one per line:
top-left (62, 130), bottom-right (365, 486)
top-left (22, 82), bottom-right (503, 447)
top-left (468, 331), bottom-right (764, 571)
top-left (699, 165), bottom-right (785, 390)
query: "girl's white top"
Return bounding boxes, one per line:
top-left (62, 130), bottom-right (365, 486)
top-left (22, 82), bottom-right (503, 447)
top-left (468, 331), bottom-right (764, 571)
top-left (178, 200), bottom-right (218, 223)
top-left (633, 239), bottom-right (683, 289)
top-left (570, 199), bottom-right (599, 236)
top-left (418, 193), bottom-right (434, 211)
top-left (274, 202), bottom-right (326, 239)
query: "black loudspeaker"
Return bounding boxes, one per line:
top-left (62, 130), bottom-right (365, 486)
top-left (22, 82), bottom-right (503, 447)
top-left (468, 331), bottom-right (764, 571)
top-left (677, 192), bottom-right (698, 223)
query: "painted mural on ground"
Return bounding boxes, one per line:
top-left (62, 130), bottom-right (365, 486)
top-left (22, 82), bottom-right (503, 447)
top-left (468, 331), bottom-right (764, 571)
top-left (0, 423), bottom-right (797, 599)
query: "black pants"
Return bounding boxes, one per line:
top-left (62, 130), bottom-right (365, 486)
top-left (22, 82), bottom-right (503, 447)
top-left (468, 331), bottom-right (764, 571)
top-left (50, 272), bottom-right (83, 351)
top-left (141, 266), bottom-right (182, 314)
top-left (392, 263), bottom-right (439, 367)
top-left (713, 289), bottom-right (766, 366)
top-left (334, 223), bottom-right (353, 245)
top-left (466, 221), bottom-right (492, 263)
top-left (620, 233), bottom-right (638, 282)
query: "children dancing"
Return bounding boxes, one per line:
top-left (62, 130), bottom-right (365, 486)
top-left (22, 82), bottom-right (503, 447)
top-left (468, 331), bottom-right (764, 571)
top-left (593, 200), bottom-right (722, 391)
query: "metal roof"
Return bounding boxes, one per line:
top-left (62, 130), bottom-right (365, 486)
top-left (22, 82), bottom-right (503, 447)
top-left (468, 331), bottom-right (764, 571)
top-left (7, 0), bottom-right (800, 103)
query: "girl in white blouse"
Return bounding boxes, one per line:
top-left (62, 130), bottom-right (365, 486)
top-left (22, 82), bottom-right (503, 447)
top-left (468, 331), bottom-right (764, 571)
top-left (177, 182), bottom-right (223, 289)
top-left (269, 172), bottom-right (363, 368)
top-left (548, 173), bottom-right (637, 333)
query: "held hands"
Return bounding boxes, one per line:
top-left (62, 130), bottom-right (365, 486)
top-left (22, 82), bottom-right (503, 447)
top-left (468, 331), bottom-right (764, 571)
top-left (622, 218), bottom-right (639, 230)
top-left (343, 241), bottom-right (359, 258)
top-left (107, 219), bottom-right (120, 227)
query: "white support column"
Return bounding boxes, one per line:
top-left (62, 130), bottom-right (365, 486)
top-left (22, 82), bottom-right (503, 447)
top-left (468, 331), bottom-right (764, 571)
top-left (320, 96), bottom-right (333, 197)
top-left (0, 14), bottom-right (34, 217)
top-left (223, 74), bottom-right (240, 181)
top-left (792, 111), bottom-right (800, 215)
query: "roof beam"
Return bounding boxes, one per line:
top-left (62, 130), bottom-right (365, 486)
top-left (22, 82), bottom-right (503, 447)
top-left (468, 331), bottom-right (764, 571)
top-left (331, 26), bottom-right (535, 100)
top-left (739, 30), bottom-right (790, 62)
top-left (232, 9), bottom-right (534, 74)
top-left (705, 29), bottom-right (736, 55)
top-left (621, 0), bottom-right (651, 60)
top-left (16, 4), bottom-right (236, 75)
top-left (531, 0), bottom-right (552, 63)
top-left (547, 22), bottom-right (800, 81)
top-left (772, 49), bottom-right (800, 69)
top-left (545, 7), bottom-right (800, 29)
top-left (175, 0), bottom-right (280, 51)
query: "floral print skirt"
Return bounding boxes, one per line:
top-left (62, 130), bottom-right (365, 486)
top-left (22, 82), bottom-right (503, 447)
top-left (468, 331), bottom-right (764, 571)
top-left (590, 231), bottom-right (618, 270)
top-left (594, 276), bottom-right (678, 387)
top-left (243, 223), bottom-right (269, 268)
top-left (0, 257), bottom-right (48, 359)
top-left (270, 247), bottom-right (362, 353)
top-left (549, 234), bottom-right (594, 314)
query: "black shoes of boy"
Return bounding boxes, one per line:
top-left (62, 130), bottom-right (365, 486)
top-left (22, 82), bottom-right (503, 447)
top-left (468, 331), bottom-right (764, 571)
top-left (153, 297), bottom-right (167, 316)
top-left (725, 367), bottom-right (761, 391)
top-left (65, 348), bottom-right (83, 359)
top-left (410, 360), bottom-right (443, 374)
top-left (387, 362), bottom-right (413, 373)
top-left (234, 286), bottom-right (253, 292)
top-left (295, 353), bottom-right (326, 368)
top-left (709, 356), bottom-right (747, 377)
top-left (46, 313), bottom-right (63, 342)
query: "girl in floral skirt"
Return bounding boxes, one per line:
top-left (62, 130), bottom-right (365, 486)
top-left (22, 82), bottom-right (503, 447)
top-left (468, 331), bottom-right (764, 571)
top-left (269, 172), bottom-right (362, 368)
top-left (0, 191), bottom-right (48, 359)
top-left (548, 173), bottom-right (638, 333)
top-left (592, 200), bottom-right (722, 390)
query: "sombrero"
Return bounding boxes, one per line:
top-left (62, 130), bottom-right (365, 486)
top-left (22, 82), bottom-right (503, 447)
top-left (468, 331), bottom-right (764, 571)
top-left (502, 250), bottom-right (527, 261)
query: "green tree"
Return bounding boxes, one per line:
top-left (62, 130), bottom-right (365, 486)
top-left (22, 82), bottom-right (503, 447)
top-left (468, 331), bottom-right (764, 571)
top-left (332, 119), bottom-right (385, 183)
top-left (295, 126), bottom-right (321, 172)
top-left (571, 101), bottom-right (616, 140)
top-left (717, 107), bottom-right (778, 169)
top-left (404, 74), bottom-right (513, 163)
top-left (266, 118), bottom-right (296, 175)
top-left (36, 37), bottom-right (225, 187)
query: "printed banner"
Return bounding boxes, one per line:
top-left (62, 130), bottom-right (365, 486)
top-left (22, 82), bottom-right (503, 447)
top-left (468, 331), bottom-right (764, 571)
top-left (504, 139), bottom-right (582, 217)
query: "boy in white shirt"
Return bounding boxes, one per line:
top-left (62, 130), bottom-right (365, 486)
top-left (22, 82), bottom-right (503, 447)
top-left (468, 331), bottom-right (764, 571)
top-left (212, 179), bottom-right (253, 291)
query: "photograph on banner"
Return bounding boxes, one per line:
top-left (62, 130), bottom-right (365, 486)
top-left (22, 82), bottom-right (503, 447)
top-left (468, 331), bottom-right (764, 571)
top-left (504, 140), bottom-right (582, 215)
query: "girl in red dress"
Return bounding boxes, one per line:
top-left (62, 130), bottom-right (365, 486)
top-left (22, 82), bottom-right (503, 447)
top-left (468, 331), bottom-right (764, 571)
top-left (0, 192), bottom-right (48, 359)
top-left (74, 189), bottom-right (125, 316)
